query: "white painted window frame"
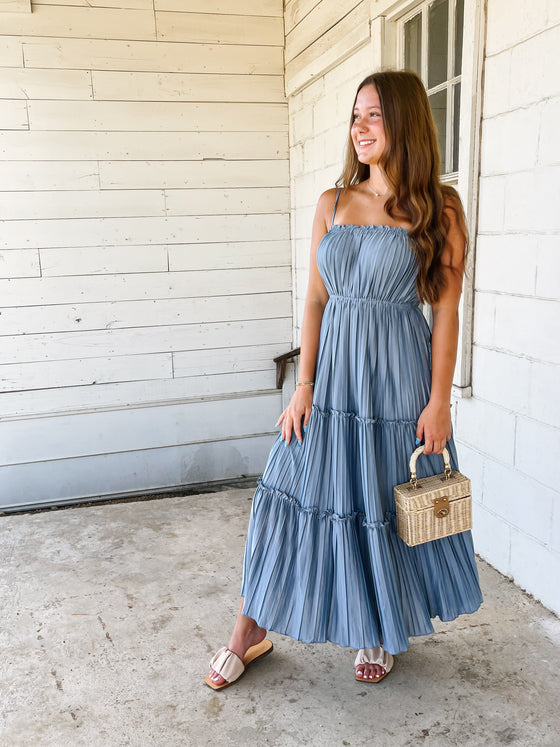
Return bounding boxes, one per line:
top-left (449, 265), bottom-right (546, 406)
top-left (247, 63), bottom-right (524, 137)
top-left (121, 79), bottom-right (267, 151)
top-left (397, 0), bottom-right (462, 178)
top-left (370, 0), bottom-right (486, 396)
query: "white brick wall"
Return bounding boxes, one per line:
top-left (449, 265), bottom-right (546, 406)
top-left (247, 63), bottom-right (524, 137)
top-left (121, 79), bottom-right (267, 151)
top-left (551, 500), bottom-right (560, 553)
top-left (535, 237), bottom-right (560, 299)
top-left (485, 0), bottom-right (549, 55)
top-left (455, 397), bottom-right (516, 466)
top-left (457, 6), bottom-right (560, 615)
top-left (477, 175), bottom-right (505, 232)
top-left (470, 497), bottom-right (512, 575)
top-left (509, 529), bottom-right (560, 614)
top-left (515, 417), bottom-right (560, 491)
top-left (475, 235), bottom-right (538, 296)
top-left (471, 346), bottom-right (530, 414)
top-left (529, 359), bottom-right (560, 427)
top-left (481, 108), bottom-right (540, 175)
top-left (482, 459), bottom-right (554, 546)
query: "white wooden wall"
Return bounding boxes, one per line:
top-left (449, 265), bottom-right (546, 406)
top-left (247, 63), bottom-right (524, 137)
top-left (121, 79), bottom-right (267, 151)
top-left (0, 0), bottom-right (290, 510)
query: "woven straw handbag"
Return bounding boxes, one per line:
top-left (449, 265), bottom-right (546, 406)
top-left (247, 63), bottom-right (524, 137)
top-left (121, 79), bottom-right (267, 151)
top-left (394, 445), bottom-right (472, 547)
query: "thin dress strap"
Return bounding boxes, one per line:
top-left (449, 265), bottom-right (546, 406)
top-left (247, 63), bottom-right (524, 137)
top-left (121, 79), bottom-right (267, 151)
top-left (330, 187), bottom-right (342, 228)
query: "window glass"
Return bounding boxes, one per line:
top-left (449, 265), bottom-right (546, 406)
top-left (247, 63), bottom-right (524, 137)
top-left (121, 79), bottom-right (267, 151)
top-left (428, 89), bottom-right (447, 164)
top-left (452, 82), bottom-right (461, 172)
top-left (404, 13), bottom-right (422, 76)
top-left (454, 0), bottom-right (465, 77)
top-left (400, 0), bottom-right (464, 175)
top-left (428, 0), bottom-right (449, 88)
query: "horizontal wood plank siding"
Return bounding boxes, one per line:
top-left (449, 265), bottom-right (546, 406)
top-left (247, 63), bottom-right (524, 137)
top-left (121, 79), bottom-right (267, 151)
top-left (155, 12), bottom-right (284, 45)
top-left (90, 71), bottom-right (285, 103)
top-left (0, 131), bottom-right (288, 160)
top-left (0, 292), bottom-right (291, 336)
top-left (20, 37), bottom-right (284, 74)
top-left (1, 189), bottom-right (168, 220)
top-left (0, 6), bottom-right (157, 40)
top-left (284, 0), bottom-right (363, 63)
top-left (0, 348), bottom-right (287, 418)
top-left (1, 429), bottom-right (276, 511)
top-left (2, 0), bottom-right (31, 11)
top-left (0, 214), bottom-right (290, 248)
top-left (0, 0), bottom-right (289, 508)
top-left (0, 67), bottom-right (93, 99)
top-left (27, 101), bottom-right (287, 131)
top-left (34, 1), bottom-right (153, 9)
top-left (284, 0), bottom-right (320, 35)
top-left (0, 38), bottom-right (23, 66)
top-left (0, 99), bottom-right (28, 129)
top-left (1, 318), bottom-right (293, 364)
top-left (154, 1), bottom-right (282, 15)
top-left (285, 0), bottom-right (370, 96)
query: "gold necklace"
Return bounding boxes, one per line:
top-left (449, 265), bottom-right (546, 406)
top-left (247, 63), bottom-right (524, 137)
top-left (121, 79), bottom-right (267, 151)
top-left (366, 180), bottom-right (390, 198)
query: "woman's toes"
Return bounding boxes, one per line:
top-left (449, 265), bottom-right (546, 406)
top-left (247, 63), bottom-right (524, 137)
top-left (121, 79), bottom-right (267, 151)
top-left (209, 668), bottom-right (225, 685)
top-left (355, 659), bottom-right (389, 681)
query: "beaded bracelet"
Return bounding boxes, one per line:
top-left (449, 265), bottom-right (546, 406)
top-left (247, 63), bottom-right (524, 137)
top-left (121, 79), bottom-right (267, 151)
top-left (296, 380), bottom-right (314, 387)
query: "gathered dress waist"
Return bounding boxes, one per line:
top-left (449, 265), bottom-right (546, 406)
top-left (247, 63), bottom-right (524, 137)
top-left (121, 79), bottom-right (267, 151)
top-left (328, 293), bottom-right (419, 308)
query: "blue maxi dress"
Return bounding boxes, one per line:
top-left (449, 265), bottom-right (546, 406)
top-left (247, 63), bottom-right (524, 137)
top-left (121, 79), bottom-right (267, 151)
top-left (240, 187), bottom-right (483, 656)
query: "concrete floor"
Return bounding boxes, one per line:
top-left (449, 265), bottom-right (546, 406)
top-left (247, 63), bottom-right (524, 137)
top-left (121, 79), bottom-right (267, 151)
top-left (1, 488), bottom-right (559, 747)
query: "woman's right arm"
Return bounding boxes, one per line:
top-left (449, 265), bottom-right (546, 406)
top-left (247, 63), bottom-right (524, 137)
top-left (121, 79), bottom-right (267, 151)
top-left (277, 189), bottom-right (334, 445)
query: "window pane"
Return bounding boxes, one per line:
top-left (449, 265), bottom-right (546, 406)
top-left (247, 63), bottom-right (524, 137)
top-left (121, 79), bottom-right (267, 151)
top-left (404, 13), bottom-right (422, 76)
top-left (428, 0), bottom-right (449, 88)
top-left (452, 81), bottom-right (461, 172)
top-left (429, 89), bottom-right (447, 170)
top-left (454, 0), bottom-right (465, 77)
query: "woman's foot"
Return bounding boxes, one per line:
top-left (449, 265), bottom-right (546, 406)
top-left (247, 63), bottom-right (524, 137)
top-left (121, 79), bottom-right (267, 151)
top-left (207, 601), bottom-right (267, 687)
top-left (354, 647), bottom-right (394, 682)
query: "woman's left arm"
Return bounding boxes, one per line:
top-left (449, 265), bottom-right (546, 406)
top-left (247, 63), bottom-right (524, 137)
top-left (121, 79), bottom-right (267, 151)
top-left (416, 198), bottom-right (466, 455)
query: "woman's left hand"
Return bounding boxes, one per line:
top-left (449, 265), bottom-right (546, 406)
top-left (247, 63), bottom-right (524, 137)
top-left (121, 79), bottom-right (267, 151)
top-left (416, 400), bottom-right (452, 454)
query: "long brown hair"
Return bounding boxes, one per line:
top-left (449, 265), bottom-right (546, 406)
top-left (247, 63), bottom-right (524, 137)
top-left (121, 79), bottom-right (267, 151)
top-left (336, 69), bottom-right (468, 304)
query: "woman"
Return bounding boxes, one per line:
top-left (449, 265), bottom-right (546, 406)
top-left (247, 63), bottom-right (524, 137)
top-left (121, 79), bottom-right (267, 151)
top-left (205, 70), bottom-right (483, 689)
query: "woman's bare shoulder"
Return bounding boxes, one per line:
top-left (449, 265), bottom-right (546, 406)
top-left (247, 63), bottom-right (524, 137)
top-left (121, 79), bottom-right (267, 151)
top-left (313, 187), bottom-right (341, 230)
top-left (317, 186), bottom-right (340, 205)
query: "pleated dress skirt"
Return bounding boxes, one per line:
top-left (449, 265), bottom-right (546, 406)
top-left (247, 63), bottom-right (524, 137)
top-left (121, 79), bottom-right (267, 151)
top-left (240, 221), bottom-right (483, 656)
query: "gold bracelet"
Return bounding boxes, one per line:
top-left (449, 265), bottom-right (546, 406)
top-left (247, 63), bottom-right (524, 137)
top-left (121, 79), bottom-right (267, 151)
top-left (296, 380), bottom-right (314, 387)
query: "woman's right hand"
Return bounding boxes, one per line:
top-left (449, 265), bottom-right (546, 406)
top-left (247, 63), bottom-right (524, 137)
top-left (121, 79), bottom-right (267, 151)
top-left (276, 384), bottom-right (313, 445)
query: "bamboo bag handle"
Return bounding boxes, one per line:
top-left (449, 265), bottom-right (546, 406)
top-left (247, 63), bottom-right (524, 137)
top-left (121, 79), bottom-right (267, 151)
top-left (408, 445), bottom-right (452, 488)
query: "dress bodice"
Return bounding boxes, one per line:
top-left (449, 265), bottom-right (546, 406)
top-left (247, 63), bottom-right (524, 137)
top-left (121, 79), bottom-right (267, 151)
top-left (316, 224), bottom-right (420, 307)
